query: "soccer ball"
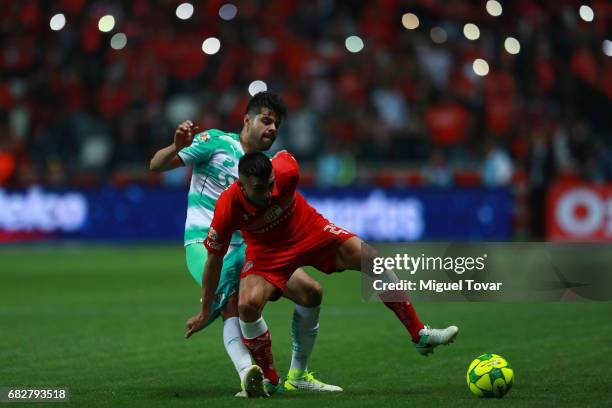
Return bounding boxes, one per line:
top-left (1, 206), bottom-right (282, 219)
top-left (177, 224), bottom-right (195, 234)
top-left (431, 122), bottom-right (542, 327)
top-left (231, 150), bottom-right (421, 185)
top-left (466, 353), bottom-right (514, 398)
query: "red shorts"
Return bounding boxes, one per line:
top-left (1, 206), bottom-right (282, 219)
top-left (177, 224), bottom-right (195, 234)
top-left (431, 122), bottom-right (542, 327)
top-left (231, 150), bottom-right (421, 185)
top-left (240, 219), bottom-right (356, 293)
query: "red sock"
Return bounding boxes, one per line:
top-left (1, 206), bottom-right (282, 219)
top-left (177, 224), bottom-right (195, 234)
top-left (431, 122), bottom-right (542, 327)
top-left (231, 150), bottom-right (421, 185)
top-left (242, 330), bottom-right (279, 385)
top-left (381, 296), bottom-right (425, 343)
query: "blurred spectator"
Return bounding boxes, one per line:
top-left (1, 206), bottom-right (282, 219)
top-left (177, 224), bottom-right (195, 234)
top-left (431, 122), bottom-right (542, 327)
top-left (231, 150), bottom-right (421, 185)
top-left (316, 141), bottom-right (356, 187)
top-left (0, 152), bottom-right (16, 186)
top-left (285, 106), bottom-right (321, 160)
top-left (527, 128), bottom-right (556, 239)
top-left (372, 73), bottom-right (409, 132)
top-left (482, 141), bottom-right (514, 187)
top-left (425, 92), bottom-right (470, 152)
top-left (416, 40), bottom-right (453, 90)
top-left (483, 67), bottom-right (517, 137)
top-left (423, 149), bottom-right (453, 187)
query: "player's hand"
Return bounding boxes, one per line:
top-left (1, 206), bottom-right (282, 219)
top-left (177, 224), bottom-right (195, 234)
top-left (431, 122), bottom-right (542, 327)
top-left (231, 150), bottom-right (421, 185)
top-left (185, 312), bottom-right (207, 339)
top-left (174, 120), bottom-right (199, 150)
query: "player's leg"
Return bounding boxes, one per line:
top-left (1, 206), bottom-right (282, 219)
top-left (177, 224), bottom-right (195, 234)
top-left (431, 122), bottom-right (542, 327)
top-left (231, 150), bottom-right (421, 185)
top-left (334, 236), bottom-right (458, 356)
top-left (282, 269), bottom-right (343, 392)
top-left (219, 295), bottom-right (257, 395)
top-left (283, 270), bottom-right (322, 375)
top-left (283, 268), bottom-right (322, 307)
top-left (185, 244), bottom-right (254, 387)
top-left (332, 236), bottom-right (425, 341)
top-left (238, 274), bottom-right (283, 393)
top-left (222, 243), bottom-right (272, 398)
top-left (222, 296), bottom-right (266, 399)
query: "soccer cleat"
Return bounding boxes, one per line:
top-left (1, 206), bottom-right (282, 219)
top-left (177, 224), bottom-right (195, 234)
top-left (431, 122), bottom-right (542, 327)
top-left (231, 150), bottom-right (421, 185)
top-left (241, 365), bottom-right (267, 398)
top-left (263, 378), bottom-right (284, 396)
top-left (234, 390), bottom-right (248, 398)
top-left (415, 325), bottom-right (459, 357)
top-left (284, 369), bottom-right (343, 392)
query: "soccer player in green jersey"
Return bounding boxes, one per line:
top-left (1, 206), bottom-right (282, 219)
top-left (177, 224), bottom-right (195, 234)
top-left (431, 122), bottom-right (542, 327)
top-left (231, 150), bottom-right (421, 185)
top-left (150, 92), bottom-right (340, 396)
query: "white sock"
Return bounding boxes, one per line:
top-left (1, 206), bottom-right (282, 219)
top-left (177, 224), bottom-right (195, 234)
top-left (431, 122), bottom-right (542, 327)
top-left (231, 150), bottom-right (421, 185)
top-left (380, 269), bottom-right (410, 302)
top-left (365, 267), bottom-right (399, 287)
top-left (381, 269), bottom-right (400, 284)
top-left (223, 317), bottom-right (253, 383)
top-left (289, 305), bottom-right (320, 373)
top-left (239, 316), bottom-right (268, 339)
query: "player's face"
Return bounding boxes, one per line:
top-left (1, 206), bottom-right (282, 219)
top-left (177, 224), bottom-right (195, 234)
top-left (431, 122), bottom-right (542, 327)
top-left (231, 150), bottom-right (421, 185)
top-left (245, 108), bottom-right (281, 152)
top-left (239, 173), bottom-right (275, 208)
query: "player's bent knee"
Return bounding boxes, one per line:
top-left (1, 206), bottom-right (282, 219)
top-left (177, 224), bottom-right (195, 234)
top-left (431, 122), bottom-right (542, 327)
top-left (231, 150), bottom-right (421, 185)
top-left (238, 302), bottom-right (261, 321)
top-left (238, 295), bottom-right (264, 321)
top-left (305, 281), bottom-right (323, 307)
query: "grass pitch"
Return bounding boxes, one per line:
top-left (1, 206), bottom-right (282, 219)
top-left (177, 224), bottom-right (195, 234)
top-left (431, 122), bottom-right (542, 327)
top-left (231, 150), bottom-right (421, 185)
top-left (1, 245), bottom-right (611, 407)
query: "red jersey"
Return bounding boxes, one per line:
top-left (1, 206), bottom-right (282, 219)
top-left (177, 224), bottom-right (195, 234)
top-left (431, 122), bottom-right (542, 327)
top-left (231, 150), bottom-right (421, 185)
top-left (204, 151), bottom-right (319, 257)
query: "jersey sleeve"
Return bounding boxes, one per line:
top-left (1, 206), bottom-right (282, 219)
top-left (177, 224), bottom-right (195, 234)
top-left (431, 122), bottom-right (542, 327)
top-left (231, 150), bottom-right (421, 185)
top-left (272, 150), bottom-right (300, 194)
top-left (204, 187), bottom-right (239, 256)
top-left (177, 131), bottom-right (216, 166)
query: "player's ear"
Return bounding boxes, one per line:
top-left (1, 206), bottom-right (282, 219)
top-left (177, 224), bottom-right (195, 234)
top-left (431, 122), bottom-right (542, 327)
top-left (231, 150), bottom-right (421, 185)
top-left (243, 113), bottom-right (251, 128)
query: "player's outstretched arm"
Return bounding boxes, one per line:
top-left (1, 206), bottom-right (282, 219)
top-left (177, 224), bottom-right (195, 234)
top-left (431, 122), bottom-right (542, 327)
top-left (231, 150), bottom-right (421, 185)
top-left (185, 252), bottom-right (224, 338)
top-left (149, 120), bottom-right (199, 172)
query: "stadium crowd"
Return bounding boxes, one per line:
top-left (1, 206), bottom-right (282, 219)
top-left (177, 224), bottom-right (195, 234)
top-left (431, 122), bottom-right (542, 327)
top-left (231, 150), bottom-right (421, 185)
top-left (0, 0), bottom-right (610, 190)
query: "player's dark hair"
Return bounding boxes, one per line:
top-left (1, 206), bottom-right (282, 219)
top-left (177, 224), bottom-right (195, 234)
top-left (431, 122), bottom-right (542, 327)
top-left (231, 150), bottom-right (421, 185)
top-left (245, 91), bottom-right (287, 121)
top-left (239, 152), bottom-right (272, 179)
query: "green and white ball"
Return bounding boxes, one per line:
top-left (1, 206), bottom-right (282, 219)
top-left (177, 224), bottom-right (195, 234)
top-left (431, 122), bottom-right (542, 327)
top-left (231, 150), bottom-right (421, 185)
top-left (466, 353), bottom-right (514, 398)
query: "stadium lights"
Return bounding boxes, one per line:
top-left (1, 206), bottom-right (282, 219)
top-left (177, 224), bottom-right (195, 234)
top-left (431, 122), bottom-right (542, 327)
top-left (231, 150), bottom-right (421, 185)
top-left (345, 36), bottom-right (364, 53)
top-left (463, 23), bottom-right (480, 40)
top-left (486, 0), bottom-right (503, 17)
top-left (202, 37), bottom-right (221, 54)
top-left (473, 59), bottom-right (489, 76)
top-left (49, 13), bottom-right (66, 31)
top-left (579, 5), bottom-right (594, 22)
top-left (219, 3), bottom-right (238, 21)
top-left (98, 15), bottom-right (115, 32)
top-left (248, 80), bottom-right (267, 96)
top-left (176, 3), bottom-right (194, 20)
top-left (430, 27), bottom-right (447, 44)
top-left (110, 33), bottom-right (127, 50)
top-left (504, 37), bottom-right (520, 54)
top-left (401, 13), bottom-right (419, 30)
top-left (604, 40), bottom-right (612, 57)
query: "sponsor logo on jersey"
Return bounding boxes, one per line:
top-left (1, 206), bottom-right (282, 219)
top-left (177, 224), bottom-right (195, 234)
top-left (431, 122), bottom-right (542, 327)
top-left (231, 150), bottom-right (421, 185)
top-left (196, 132), bottom-right (211, 143)
top-left (323, 223), bottom-right (350, 235)
top-left (264, 205), bottom-right (283, 223)
top-left (248, 198), bottom-right (296, 234)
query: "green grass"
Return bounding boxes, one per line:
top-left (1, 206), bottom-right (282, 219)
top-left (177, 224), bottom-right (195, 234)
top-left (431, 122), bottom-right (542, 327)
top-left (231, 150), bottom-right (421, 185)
top-left (1, 245), bottom-right (611, 407)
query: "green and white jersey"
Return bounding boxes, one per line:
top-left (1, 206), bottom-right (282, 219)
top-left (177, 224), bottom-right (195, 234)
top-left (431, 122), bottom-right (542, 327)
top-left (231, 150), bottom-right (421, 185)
top-left (178, 129), bottom-right (244, 246)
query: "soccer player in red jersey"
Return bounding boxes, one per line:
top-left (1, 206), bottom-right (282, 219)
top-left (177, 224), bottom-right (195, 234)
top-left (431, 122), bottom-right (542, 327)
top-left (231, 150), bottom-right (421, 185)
top-left (154, 92), bottom-right (341, 396)
top-left (186, 151), bottom-right (458, 396)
